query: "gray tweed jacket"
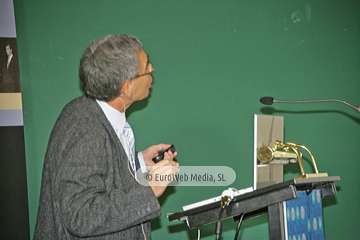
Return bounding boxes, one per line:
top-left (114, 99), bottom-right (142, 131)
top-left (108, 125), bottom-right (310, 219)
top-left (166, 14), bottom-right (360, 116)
top-left (34, 96), bottom-right (161, 239)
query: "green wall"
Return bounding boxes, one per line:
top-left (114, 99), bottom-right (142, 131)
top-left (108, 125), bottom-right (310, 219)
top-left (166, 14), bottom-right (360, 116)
top-left (14, 0), bottom-right (360, 239)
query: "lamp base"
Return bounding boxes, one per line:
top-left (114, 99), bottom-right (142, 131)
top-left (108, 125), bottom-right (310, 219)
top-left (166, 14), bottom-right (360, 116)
top-left (295, 173), bottom-right (328, 179)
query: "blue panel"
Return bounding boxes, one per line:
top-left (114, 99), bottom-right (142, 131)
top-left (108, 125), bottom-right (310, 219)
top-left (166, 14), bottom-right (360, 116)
top-left (0, 0), bottom-right (17, 38)
top-left (286, 190), bottom-right (325, 240)
top-left (0, 109), bottom-right (23, 126)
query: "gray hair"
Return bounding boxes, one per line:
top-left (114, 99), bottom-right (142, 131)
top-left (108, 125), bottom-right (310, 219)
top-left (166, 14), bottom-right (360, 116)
top-left (79, 34), bottom-right (143, 101)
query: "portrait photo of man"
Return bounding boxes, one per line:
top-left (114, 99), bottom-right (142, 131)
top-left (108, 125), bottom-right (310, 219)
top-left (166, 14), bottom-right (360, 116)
top-left (0, 38), bottom-right (20, 93)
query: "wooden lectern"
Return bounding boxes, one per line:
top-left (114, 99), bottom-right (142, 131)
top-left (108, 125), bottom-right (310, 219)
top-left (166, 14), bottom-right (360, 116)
top-left (168, 176), bottom-right (339, 239)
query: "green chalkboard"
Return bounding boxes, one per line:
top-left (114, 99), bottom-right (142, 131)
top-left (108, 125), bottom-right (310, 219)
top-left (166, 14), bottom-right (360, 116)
top-left (14, 0), bottom-right (360, 239)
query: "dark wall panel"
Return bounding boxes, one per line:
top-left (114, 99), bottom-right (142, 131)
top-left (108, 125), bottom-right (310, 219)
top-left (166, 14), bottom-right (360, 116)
top-left (0, 126), bottom-right (29, 240)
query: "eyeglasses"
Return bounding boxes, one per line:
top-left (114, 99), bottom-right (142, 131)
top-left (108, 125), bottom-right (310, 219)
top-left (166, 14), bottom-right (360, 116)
top-left (132, 62), bottom-right (154, 79)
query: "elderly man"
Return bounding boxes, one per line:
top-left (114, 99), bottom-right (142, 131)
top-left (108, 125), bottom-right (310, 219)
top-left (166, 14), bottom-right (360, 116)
top-left (34, 35), bottom-right (179, 239)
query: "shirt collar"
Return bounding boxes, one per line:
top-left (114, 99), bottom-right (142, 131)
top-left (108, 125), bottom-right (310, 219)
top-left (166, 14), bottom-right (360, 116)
top-left (96, 99), bottom-right (126, 132)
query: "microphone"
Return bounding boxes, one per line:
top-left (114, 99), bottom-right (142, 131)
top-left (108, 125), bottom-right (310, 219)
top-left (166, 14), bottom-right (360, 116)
top-left (260, 96), bottom-right (360, 113)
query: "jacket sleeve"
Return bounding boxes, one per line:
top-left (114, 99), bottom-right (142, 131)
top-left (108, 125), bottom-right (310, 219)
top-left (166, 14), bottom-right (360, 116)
top-left (55, 129), bottom-right (161, 238)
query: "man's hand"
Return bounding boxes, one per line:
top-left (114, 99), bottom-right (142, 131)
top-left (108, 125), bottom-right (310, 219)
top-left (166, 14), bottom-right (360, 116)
top-left (142, 144), bottom-right (177, 167)
top-left (147, 159), bottom-right (179, 197)
top-left (142, 144), bottom-right (179, 197)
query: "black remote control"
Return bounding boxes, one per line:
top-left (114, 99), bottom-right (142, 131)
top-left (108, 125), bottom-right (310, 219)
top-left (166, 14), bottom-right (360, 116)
top-left (152, 145), bottom-right (176, 163)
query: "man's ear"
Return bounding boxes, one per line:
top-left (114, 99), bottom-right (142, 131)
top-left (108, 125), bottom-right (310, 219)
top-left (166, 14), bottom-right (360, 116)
top-left (120, 81), bottom-right (132, 98)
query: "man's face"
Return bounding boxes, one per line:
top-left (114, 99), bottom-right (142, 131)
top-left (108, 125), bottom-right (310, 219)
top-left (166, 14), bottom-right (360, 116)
top-left (129, 50), bottom-right (154, 101)
top-left (5, 46), bottom-right (12, 56)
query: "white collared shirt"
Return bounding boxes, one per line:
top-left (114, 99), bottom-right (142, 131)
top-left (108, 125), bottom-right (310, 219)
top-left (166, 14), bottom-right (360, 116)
top-left (7, 55), bottom-right (13, 69)
top-left (96, 100), bottom-right (147, 173)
